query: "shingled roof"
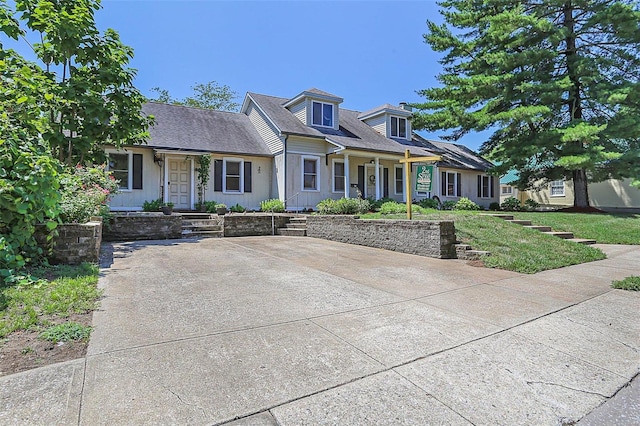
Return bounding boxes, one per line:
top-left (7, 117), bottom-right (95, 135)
top-left (142, 103), bottom-right (272, 157)
top-left (247, 93), bottom-right (435, 157)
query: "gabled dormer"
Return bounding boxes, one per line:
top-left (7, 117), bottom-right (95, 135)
top-left (358, 103), bottom-right (413, 141)
top-left (283, 88), bottom-right (343, 131)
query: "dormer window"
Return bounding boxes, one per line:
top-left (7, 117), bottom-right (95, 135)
top-left (391, 116), bottom-right (407, 138)
top-left (312, 101), bottom-right (333, 127)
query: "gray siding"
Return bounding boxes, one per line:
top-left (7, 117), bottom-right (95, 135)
top-left (245, 101), bottom-right (283, 154)
top-left (364, 115), bottom-right (387, 137)
top-left (288, 100), bottom-right (306, 125)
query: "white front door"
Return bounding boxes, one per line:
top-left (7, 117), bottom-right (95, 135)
top-left (167, 158), bottom-right (191, 209)
top-left (365, 164), bottom-right (382, 199)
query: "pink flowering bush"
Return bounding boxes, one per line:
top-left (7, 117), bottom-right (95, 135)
top-left (58, 166), bottom-right (119, 223)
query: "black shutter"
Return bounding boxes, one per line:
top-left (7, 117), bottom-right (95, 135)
top-left (457, 173), bottom-right (462, 197)
top-left (477, 175), bottom-right (482, 197)
top-left (214, 159), bottom-right (223, 192)
top-left (490, 176), bottom-right (495, 198)
top-left (244, 161), bottom-right (252, 193)
top-left (357, 166), bottom-right (365, 197)
top-left (383, 168), bottom-right (389, 198)
top-left (132, 154), bottom-right (143, 189)
top-left (441, 172), bottom-right (446, 196)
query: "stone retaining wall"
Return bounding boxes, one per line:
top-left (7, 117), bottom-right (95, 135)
top-left (103, 213), bottom-right (182, 241)
top-left (222, 214), bottom-right (292, 237)
top-left (306, 215), bottom-right (457, 259)
top-left (36, 218), bottom-right (103, 264)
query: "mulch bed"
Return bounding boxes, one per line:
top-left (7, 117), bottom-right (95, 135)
top-left (557, 206), bottom-right (606, 213)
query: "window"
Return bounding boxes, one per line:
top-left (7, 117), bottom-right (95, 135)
top-left (394, 165), bottom-right (403, 195)
top-left (477, 175), bottom-right (495, 198)
top-left (441, 171), bottom-right (461, 197)
top-left (302, 156), bottom-right (320, 191)
top-left (312, 101), bottom-right (333, 127)
top-left (550, 180), bottom-right (565, 196)
top-left (106, 151), bottom-right (143, 191)
top-left (225, 160), bottom-right (242, 192)
top-left (501, 186), bottom-right (513, 195)
top-left (333, 161), bottom-right (345, 192)
top-left (391, 116), bottom-right (407, 138)
top-left (213, 158), bottom-right (252, 193)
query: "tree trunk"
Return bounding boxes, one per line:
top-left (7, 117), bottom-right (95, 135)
top-left (573, 169), bottom-right (590, 208)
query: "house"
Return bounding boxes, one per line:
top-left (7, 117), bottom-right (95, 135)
top-left (107, 88), bottom-right (498, 211)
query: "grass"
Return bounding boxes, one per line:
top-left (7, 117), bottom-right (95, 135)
top-left (361, 210), bottom-right (607, 273)
top-left (511, 212), bottom-right (640, 244)
top-left (611, 276), bottom-right (640, 291)
top-left (0, 263), bottom-right (101, 338)
top-left (39, 322), bottom-right (93, 343)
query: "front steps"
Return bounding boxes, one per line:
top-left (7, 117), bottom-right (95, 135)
top-left (277, 216), bottom-right (307, 237)
top-left (181, 213), bottom-right (223, 239)
top-left (481, 214), bottom-right (596, 245)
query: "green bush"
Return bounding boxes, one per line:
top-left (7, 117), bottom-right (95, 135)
top-left (368, 197), bottom-right (395, 212)
top-left (441, 200), bottom-right (457, 210)
top-left (489, 202), bottom-right (501, 211)
top-left (453, 197), bottom-right (481, 211)
top-left (378, 201), bottom-right (428, 215)
top-left (143, 198), bottom-right (163, 212)
top-left (316, 197), bottom-right (370, 215)
top-left (501, 197), bottom-right (522, 211)
top-left (203, 201), bottom-right (218, 213)
top-left (524, 199), bottom-right (540, 211)
top-left (260, 199), bottom-right (285, 213)
top-left (58, 166), bottom-right (119, 223)
top-left (230, 203), bottom-right (246, 213)
top-left (418, 198), bottom-right (440, 209)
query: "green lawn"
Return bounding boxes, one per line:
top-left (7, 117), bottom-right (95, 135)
top-left (0, 263), bottom-right (101, 338)
top-left (361, 210), bottom-right (607, 273)
top-left (511, 212), bottom-right (640, 244)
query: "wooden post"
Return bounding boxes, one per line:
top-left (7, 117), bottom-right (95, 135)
top-left (404, 150), bottom-right (412, 220)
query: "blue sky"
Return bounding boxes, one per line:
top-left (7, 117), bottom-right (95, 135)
top-left (11, 0), bottom-right (490, 151)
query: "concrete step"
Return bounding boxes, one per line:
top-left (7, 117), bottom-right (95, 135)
top-left (289, 217), bottom-right (308, 223)
top-left (182, 230), bottom-right (223, 238)
top-left (506, 219), bottom-right (532, 226)
top-left (285, 223), bottom-right (307, 229)
top-left (182, 219), bottom-right (222, 227)
top-left (523, 225), bottom-right (552, 232)
top-left (480, 214), bottom-right (514, 220)
top-left (180, 213), bottom-right (214, 220)
top-left (182, 226), bottom-right (223, 233)
top-left (543, 231), bottom-right (575, 239)
top-left (277, 228), bottom-right (307, 237)
top-left (566, 238), bottom-right (597, 245)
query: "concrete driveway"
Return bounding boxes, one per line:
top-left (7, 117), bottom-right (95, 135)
top-left (1, 237), bottom-right (639, 425)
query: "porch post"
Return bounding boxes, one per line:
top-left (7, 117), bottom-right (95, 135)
top-left (344, 153), bottom-right (350, 198)
top-left (374, 157), bottom-right (380, 200)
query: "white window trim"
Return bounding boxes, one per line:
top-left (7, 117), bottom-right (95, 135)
top-left (550, 180), bottom-right (565, 197)
top-left (394, 164), bottom-right (404, 195)
top-left (311, 101), bottom-right (334, 128)
top-left (106, 149), bottom-right (132, 192)
top-left (301, 155), bottom-right (321, 192)
top-left (443, 171), bottom-right (459, 197)
top-left (501, 186), bottom-right (513, 195)
top-left (332, 159), bottom-right (345, 193)
top-left (390, 116), bottom-right (408, 139)
top-left (223, 157), bottom-right (244, 194)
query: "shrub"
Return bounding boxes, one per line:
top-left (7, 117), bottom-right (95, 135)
top-left (453, 197), bottom-right (481, 211)
top-left (143, 198), bottom-right (163, 212)
top-left (58, 165), bottom-right (119, 223)
top-left (230, 203), bottom-right (246, 213)
top-left (489, 202), bottom-right (501, 211)
top-left (501, 197), bottom-right (522, 211)
top-left (378, 201), bottom-right (428, 215)
top-left (418, 198), bottom-right (439, 209)
top-left (260, 199), bottom-right (285, 213)
top-left (441, 200), bottom-right (457, 210)
top-left (368, 197), bottom-right (395, 212)
top-left (203, 200), bottom-right (218, 213)
top-left (524, 199), bottom-right (540, 211)
top-left (316, 197), bottom-right (370, 215)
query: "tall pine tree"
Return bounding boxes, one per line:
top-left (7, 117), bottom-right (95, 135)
top-left (413, 0), bottom-right (640, 208)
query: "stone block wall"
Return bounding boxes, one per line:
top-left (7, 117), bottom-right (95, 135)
top-left (222, 214), bottom-right (291, 237)
top-left (103, 213), bottom-right (182, 241)
top-left (36, 218), bottom-right (103, 265)
top-left (306, 215), bottom-right (457, 259)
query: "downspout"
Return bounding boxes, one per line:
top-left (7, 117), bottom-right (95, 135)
top-left (282, 134), bottom-right (288, 208)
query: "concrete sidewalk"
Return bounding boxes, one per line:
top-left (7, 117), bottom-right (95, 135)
top-left (1, 238), bottom-right (638, 425)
